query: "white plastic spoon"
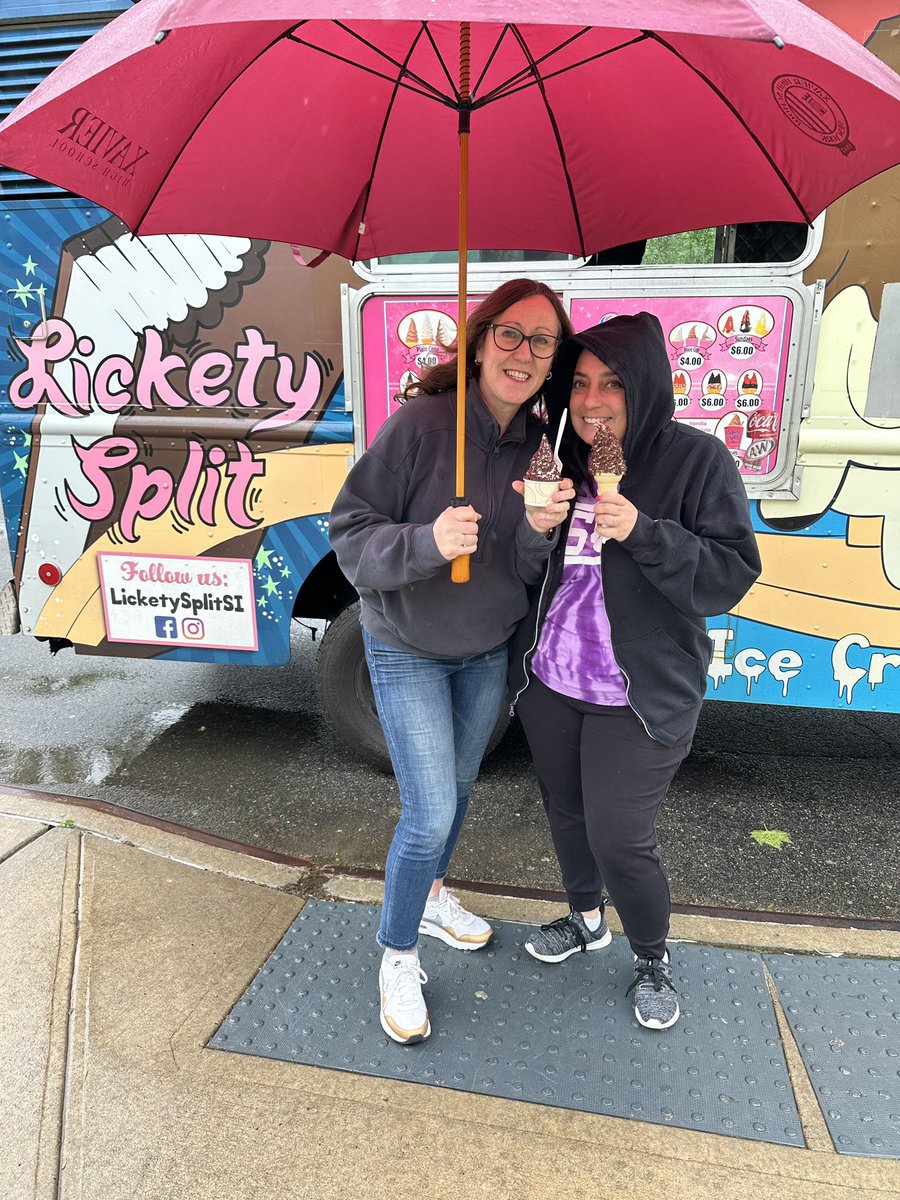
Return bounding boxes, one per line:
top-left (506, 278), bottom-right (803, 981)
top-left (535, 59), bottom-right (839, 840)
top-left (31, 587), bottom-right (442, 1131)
top-left (552, 407), bottom-right (567, 474)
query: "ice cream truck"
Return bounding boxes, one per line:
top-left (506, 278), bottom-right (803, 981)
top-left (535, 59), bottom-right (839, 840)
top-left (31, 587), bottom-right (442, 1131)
top-left (1, 0), bottom-right (899, 768)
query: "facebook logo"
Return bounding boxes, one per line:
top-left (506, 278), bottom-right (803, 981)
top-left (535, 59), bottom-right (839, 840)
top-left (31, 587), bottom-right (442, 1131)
top-left (154, 616), bottom-right (178, 639)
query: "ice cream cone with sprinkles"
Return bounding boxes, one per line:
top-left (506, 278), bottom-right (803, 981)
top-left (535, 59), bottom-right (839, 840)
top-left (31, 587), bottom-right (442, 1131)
top-left (523, 433), bottom-right (562, 508)
top-left (588, 422), bottom-right (627, 544)
top-left (588, 421), bottom-right (627, 495)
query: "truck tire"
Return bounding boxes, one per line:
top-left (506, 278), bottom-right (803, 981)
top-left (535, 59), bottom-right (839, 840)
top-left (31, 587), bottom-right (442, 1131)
top-left (0, 579), bottom-right (20, 636)
top-left (316, 602), bottom-right (510, 773)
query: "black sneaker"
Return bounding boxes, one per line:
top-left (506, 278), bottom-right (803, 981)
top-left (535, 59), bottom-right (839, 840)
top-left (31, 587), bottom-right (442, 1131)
top-left (524, 906), bottom-right (612, 963)
top-left (627, 953), bottom-right (680, 1030)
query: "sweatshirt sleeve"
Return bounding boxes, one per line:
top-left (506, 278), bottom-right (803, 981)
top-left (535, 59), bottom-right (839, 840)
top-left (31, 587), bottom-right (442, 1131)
top-left (329, 444), bottom-right (449, 593)
top-left (515, 515), bottom-right (558, 584)
top-left (620, 467), bottom-right (761, 618)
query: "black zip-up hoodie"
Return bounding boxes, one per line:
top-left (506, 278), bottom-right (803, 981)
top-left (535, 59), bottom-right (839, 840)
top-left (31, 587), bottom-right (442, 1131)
top-left (508, 312), bottom-right (761, 746)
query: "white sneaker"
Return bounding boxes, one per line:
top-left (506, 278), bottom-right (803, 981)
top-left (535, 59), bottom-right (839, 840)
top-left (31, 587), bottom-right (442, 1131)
top-left (379, 953), bottom-right (430, 1044)
top-left (419, 887), bottom-right (493, 950)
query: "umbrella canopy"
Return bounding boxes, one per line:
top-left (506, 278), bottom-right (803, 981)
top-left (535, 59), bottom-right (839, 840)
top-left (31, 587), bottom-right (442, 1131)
top-left (2, 0), bottom-right (899, 583)
top-left (1, 0), bottom-right (900, 258)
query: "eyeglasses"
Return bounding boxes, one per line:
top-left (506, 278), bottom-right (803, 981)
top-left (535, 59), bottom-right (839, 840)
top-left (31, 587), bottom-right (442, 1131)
top-left (489, 324), bottom-right (560, 359)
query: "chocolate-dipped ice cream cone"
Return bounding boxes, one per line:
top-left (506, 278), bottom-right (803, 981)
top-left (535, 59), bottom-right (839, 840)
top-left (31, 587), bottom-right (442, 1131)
top-left (588, 423), bottom-right (627, 545)
top-left (523, 433), bottom-right (561, 508)
top-left (588, 422), bottom-right (627, 493)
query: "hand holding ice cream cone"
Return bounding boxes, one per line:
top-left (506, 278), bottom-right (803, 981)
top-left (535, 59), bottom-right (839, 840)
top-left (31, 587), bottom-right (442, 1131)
top-left (593, 489), bottom-right (638, 543)
top-left (513, 475), bottom-right (575, 535)
top-left (517, 431), bottom-right (575, 536)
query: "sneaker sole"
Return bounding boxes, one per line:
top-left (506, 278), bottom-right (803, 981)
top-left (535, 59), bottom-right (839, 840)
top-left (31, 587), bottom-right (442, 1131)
top-left (634, 1002), bottom-right (680, 1030)
top-left (380, 1010), bottom-right (431, 1044)
top-left (418, 920), bottom-right (492, 950)
top-left (524, 926), bottom-right (612, 963)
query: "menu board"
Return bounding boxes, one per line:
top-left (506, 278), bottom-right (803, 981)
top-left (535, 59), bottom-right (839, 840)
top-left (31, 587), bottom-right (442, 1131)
top-left (361, 292), bottom-right (794, 483)
top-left (570, 295), bottom-right (793, 479)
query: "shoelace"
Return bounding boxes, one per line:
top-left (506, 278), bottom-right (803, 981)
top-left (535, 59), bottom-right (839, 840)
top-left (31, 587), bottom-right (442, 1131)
top-left (385, 959), bottom-right (428, 1009)
top-left (540, 911), bottom-right (587, 950)
top-left (626, 958), bottom-right (675, 996)
top-left (441, 890), bottom-right (467, 923)
top-left (430, 890), bottom-right (469, 926)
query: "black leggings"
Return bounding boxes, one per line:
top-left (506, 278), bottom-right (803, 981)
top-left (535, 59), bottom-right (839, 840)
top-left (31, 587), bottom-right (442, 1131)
top-left (517, 676), bottom-right (691, 959)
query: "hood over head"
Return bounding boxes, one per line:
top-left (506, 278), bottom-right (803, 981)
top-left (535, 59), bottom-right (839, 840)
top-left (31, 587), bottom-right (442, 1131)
top-left (546, 312), bottom-right (674, 477)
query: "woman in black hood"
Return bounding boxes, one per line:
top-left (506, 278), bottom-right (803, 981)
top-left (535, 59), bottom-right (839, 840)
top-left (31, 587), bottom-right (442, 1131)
top-left (509, 313), bottom-right (761, 1030)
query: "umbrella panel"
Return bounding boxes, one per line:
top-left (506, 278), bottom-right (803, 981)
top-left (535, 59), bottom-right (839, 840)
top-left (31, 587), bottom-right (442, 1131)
top-left (133, 24), bottom-right (872, 257)
top-left (160, 0), bottom-right (781, 42)
top-left (4, 13), bottom-right (900, 258)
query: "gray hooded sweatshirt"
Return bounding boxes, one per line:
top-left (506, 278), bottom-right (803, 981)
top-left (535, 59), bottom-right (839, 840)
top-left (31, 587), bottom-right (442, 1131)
top-left (329, 381), bottom-right (556, 658)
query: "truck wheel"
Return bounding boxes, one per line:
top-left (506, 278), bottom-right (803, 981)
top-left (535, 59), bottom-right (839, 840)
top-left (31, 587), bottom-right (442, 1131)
top-left (316, 602), bottom-right (389, 771)
top-left (0, 579), bottom-right (20, 636)
top-left (316, 602), bottom-right (510, 773)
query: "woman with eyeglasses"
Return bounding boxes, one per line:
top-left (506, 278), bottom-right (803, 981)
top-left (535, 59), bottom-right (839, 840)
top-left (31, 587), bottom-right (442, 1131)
top-left (330, 278), bottom-right (574, 1045)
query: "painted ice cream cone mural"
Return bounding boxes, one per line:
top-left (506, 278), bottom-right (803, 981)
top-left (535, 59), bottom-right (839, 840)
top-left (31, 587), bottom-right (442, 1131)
top-left (6, 217), bottom-right (358, 657)
top-left (739, 287), bottom-right (900, 659)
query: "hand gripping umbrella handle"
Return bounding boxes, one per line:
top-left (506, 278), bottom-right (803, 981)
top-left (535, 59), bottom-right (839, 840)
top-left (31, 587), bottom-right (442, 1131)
top-left (451, 495), bottom-right (470, 583)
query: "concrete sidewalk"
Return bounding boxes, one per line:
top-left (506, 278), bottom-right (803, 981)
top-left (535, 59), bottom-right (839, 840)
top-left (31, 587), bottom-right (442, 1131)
top-left (1, 790), bottom-right (898, 1200)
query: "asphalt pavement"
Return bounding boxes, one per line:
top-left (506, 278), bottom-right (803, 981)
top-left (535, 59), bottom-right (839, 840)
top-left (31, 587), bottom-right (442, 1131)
top-left (0, 612), bottom-right (897, 921)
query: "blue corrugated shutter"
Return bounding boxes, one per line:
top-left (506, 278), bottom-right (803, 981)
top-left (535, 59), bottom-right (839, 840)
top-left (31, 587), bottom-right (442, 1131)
top-left (0, 16), bottom-right (122, 199)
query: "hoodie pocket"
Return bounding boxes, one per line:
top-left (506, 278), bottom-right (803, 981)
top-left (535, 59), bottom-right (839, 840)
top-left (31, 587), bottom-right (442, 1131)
top-left (615, 627), bottom-right (706, 724)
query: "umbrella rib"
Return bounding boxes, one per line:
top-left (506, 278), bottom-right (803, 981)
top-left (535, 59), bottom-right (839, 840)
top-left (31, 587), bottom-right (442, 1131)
top-left (648, 32), bottom-right (813, 223)
top-left (351, 34), bottom-right (428, 260)
top-left (505, 26), bottom-right (586, 258)
top-left (131, 25), bottom-right (313, 233)
top-left (420, 22), bottom-right (462, 102)
top-left (287, 35), bottom-right (455, 106)
top-left (469, 25), bottom-right (516, 101)
top-left (475, 30), bottom-right (645, 108)
top-left (315, 22), bottom-right (457, 105)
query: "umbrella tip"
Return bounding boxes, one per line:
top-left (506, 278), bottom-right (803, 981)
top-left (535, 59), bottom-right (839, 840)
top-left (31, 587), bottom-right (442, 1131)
top-left (154, 30), bottom-right (169, 45)
top-left (773, 35), bottom-right (785, 50)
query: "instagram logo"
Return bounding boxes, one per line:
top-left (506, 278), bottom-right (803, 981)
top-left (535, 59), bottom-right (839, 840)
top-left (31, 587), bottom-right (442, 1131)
top-left (181, 617), bottom-right (205, 640)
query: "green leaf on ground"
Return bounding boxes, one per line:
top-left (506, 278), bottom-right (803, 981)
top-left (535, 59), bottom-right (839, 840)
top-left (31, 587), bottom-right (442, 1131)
top-left (750, 828), bottom-right (792, 850)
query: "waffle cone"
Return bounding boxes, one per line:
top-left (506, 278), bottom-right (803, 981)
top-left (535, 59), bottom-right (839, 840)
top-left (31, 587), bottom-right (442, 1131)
top-left (593, 472), bottom-right (623, 492)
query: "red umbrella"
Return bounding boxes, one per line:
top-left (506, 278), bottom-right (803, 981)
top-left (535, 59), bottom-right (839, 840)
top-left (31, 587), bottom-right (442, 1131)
top-left (2, 0), bottom-right (900, 580)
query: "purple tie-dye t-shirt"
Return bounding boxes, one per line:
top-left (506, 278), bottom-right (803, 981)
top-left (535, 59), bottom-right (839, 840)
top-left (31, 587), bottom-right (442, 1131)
top-left (531, 489), bottom-right (628, 705)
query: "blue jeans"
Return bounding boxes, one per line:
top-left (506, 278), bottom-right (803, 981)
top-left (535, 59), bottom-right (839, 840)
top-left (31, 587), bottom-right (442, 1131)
top-left (363, 630), bottom-right (508, 952)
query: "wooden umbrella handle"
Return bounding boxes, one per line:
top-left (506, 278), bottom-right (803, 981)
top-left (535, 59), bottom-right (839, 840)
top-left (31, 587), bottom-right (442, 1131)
top-left (453, 22), bottom-right (471, 586)
top-left (451, 556), bottom-right (470, 583)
